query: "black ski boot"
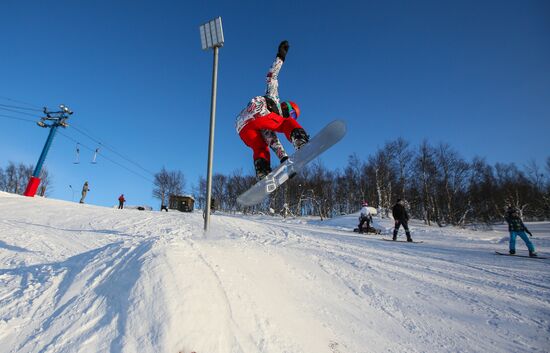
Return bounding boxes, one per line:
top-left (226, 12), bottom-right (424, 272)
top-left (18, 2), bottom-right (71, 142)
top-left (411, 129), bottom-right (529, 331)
top-left (406, 231), bottom-right (413, 242)
top-left (290, 128), bottom-right (310, 149)
top-left (254, 158), bottom-right (271, 179)
top-left (529, 250), bottom-right (538, 258)
top-left (509, 249), bottom-right (516, 255)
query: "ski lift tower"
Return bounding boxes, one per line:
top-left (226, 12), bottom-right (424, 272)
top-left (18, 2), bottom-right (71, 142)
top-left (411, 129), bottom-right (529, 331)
top-left (24, 104), bottom-right (73, 197)
top-left (199, 17), bottom-right (224, 231)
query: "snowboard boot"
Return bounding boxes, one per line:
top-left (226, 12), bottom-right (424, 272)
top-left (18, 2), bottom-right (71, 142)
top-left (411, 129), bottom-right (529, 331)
top-left (509, 249), bottom-right (516, 255)
top-left (529, 250), bottom-right (538, 258)
top-left (290, 128), bottom-right (310, 149)
top-left (392, 229), bottom-right (397, 241)
top-left (280, 156), bottom-right (289, 163)
top-left (406, 231), bottom-right (413, 242)
top-left (254, 158), bottom-right (271, 179)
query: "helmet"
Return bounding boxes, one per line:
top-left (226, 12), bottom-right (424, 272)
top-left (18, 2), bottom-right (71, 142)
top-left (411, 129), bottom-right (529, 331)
top-left (281, 101), bottom-right (300, 119)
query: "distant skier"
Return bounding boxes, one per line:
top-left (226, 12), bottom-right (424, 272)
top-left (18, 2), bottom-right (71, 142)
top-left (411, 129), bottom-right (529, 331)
top-left (235, 40), bottom-right (310, 179)
top-left (392, 199), bottom-right (413, 242)
top-left (79, 181), bottom-right (90, 204)
top-left (118, 194), bottom-right (125, 209)
top-left (357, 201), bottom-right (373, 234)
top-left (505, 206), bottom-right (537, 257)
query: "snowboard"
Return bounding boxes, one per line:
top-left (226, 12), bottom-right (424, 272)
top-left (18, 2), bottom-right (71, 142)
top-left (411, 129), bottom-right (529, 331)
top-left (380, 238), bottom-right (424, 244)
top-left (237, 120), bottom-right (347, 206)
top-left (353, 227), bottom-right (381, 234)
top-left (495, 251), bottom-right (546, 259)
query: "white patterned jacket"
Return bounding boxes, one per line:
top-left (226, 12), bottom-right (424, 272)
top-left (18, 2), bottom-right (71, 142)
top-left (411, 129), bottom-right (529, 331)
top-left (235, 56), bottom-right (284, 134)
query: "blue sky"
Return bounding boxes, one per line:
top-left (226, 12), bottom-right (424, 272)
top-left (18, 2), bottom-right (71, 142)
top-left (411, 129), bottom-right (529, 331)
top-left (1, 0), bottom-right (549, 208)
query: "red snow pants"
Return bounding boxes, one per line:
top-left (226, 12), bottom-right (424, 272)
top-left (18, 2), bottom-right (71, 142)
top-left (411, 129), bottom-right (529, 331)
top-left (239, 112), bottom-right (303, 162)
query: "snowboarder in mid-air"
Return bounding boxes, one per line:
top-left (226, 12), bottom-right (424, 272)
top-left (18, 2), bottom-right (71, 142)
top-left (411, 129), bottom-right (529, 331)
top-left (505, 206), bottom-right (537, 257)
top-left (392, 199), bottom-right (413, 242)
top-left (235, 40), bottom-right (310, 179)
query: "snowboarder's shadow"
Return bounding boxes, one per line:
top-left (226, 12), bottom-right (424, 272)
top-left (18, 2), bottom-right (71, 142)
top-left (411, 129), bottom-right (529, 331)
top-left (0, 239), bottom-right (155, 350)
top-left (0, 239), bottom-right (32, 253)
top-left (13, 221), bottom-right (132, 238)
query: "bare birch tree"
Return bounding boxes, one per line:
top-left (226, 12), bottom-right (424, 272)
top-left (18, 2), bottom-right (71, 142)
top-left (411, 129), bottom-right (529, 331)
top-left (153, 167), bottom-right (185, 209)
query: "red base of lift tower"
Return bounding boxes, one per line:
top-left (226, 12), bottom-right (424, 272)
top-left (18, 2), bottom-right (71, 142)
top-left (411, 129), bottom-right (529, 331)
top-left (23, 176), bottom-right (41, 197)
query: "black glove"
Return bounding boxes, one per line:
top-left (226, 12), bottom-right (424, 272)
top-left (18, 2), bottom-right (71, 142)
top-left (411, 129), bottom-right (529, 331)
top-left (277, 40), bottom-right (289, 61)
top-left (527, 231), bottom-right (533, 237)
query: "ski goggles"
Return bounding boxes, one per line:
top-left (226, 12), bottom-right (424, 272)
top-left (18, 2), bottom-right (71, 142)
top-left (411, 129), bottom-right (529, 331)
top-left (289, 108), bottom-right (298, 119)
top-left (282, 101), bottom-right (298, 119)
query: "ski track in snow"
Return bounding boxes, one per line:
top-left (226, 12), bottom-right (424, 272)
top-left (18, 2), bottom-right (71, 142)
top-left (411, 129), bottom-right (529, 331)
top-left (0, 191), bottom-right (549, 353)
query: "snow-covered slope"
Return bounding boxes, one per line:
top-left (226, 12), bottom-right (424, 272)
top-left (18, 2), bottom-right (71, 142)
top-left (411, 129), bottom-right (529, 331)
top-left (0, 191), bottom-right (548, 353)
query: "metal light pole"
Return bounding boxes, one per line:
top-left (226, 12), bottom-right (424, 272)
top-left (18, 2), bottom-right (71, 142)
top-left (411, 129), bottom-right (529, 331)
top-left (24, 105), bottom-right (73, 197)
top-left (199, 17), bottom-right (224, 231)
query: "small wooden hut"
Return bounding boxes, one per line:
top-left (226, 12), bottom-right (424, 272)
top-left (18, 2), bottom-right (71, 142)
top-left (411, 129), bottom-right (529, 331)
top-left (169, 195), bottom-right (195, 212)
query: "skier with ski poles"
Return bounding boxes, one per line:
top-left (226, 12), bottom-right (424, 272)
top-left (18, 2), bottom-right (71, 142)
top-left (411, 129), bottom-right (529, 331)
top-left (235, 40), bottom-right (310, 179)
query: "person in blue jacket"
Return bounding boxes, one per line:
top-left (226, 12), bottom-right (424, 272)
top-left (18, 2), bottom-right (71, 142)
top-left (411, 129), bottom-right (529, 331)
top-left (505, 206), bottom-right (537, 257)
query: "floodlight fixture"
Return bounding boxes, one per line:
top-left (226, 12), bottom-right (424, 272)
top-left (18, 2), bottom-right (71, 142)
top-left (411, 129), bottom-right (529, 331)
top-left (200, 17), bottom-right (224, 50)
top-left (60, 104), bottom-right (73, 114)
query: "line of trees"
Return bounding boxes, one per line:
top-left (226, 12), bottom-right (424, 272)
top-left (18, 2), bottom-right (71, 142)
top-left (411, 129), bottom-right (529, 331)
top-left (0, 161), bottom-right (52, 197)
top-left (193, 138), bottom-right (550, 225)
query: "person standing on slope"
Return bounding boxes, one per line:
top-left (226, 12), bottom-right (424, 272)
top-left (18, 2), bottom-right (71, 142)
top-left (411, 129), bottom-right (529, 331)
top-left (118, 194), bottom-right (126, 209)
top-left (235, 40), bottom-right (310, 179)
top-left (357, 201), bottom-right (372, 234)
top-left (79, 181), bottom-right (90, 204)
top-left (392, 199), bottom-right (413, 242)
top-left (505, 206), bottom-right (537, 257)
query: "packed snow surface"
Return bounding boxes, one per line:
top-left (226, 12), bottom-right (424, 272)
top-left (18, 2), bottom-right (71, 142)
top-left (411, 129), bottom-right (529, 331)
top-left (0, 191), bottom-right (548, 353)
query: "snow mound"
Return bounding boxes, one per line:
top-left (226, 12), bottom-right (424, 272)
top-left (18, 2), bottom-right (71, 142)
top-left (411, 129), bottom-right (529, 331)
top-left (0, 191), bottom-right (549, 353)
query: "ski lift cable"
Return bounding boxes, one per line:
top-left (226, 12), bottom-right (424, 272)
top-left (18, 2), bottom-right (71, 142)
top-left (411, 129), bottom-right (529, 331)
top-left (0, 95), bottom-right (43, 109)
top-left (57, 130), bottom-right (154, 183)
top-left (0, 106), bottom-right (41, 118)
top-left (0, 114), bottom-right (36, 123)
top-left (0, 103), bottom-right (43, 113)
top-left (59, 131), bottom-right (153, 183)
top-left (0, 96), bottom-right (156, 177)
top-left (69, 123), bottom-right (155, 176)
top-left (0, 95), bottom-right (155, 178)
top-left (70, 123), bottom-right (155, 176)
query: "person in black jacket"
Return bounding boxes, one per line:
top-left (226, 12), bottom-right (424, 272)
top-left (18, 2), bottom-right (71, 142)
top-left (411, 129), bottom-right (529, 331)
top-left (392, 199), bottom-right (413, 242)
